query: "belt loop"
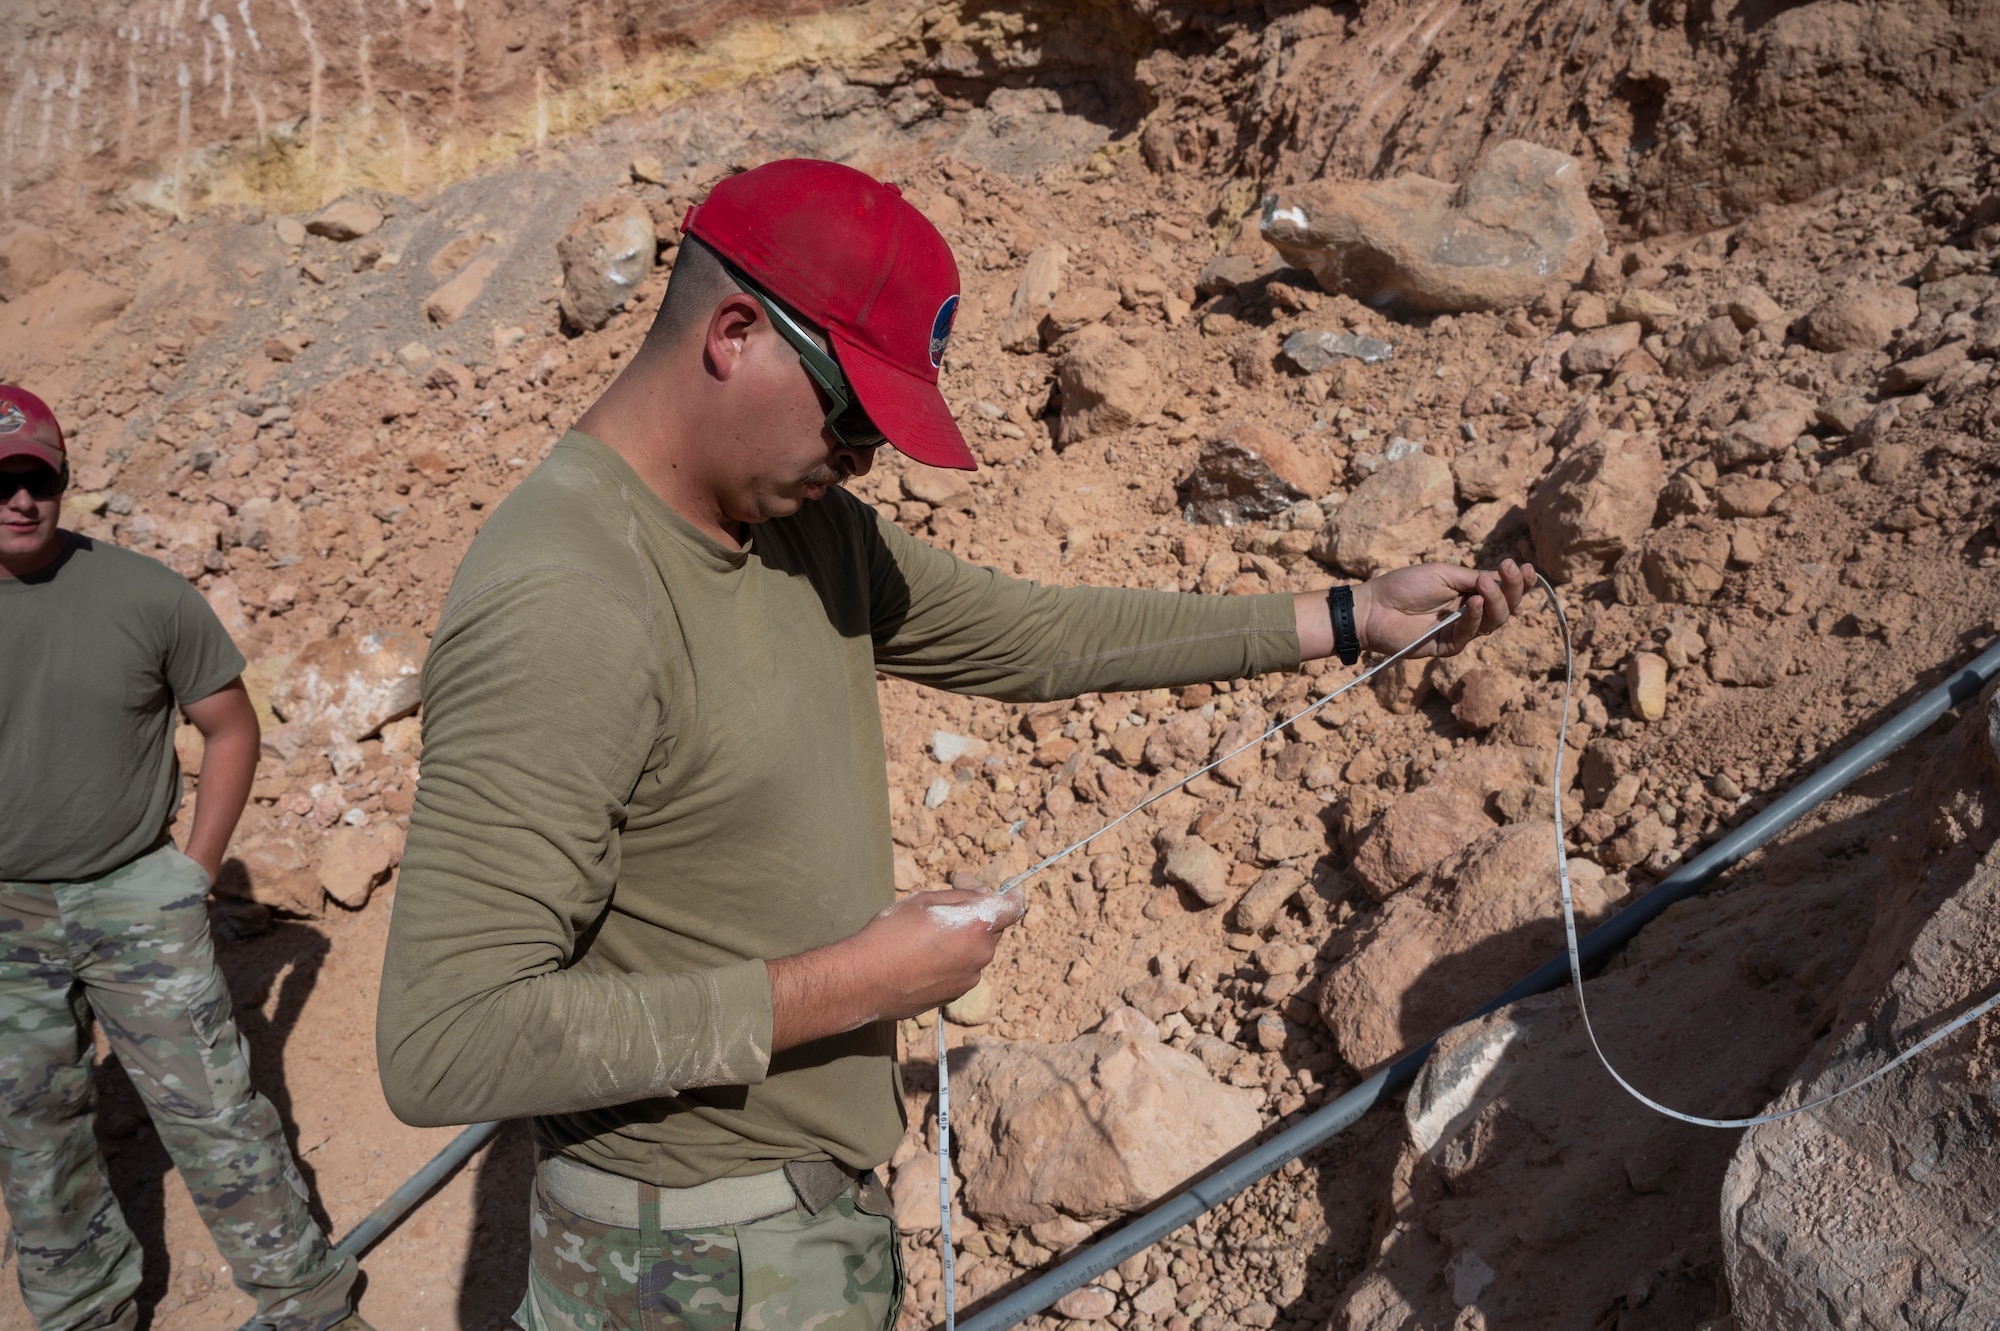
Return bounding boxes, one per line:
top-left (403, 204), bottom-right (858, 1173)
top-left (638, 1182), bottom-right (664, 1248)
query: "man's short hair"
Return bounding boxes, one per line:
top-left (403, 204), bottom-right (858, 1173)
top-left (644, 235), bottom-right (747, 355)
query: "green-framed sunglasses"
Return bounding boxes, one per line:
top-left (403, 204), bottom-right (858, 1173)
top-left (722, 261), bottom-right (889, 450)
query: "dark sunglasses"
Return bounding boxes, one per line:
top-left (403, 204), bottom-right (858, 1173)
top-left (0, 463), bottom-right (64, 502)
top-left (719, 260), bottom-right (889, 450)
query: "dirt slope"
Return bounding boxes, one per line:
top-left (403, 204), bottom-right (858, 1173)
top-left (3, 4), bottom-right (2000, 1331)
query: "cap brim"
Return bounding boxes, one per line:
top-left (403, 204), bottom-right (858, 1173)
top-left (832, 329), bottom-right (978, 472)
top-left (0, 438), bottom-right (63, 469)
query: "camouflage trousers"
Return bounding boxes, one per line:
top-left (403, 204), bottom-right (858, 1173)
top-left (0, 844), bottom-right (357, 1331)
top-left (518, 1162), bottom-right (903, 1331)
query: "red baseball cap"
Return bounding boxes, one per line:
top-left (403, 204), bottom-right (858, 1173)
top-left (0, 386), bottom-right (64, 469)
top-left (683, 159), bottom-right (976, 471)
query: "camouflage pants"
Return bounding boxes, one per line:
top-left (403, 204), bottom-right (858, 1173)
top-left (0, 844), bottom-right (357, 1331)
top-left (517, 1167), bottom-right (903, 1331)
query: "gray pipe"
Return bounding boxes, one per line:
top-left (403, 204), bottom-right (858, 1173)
top-left (960, 634), bottom-right (2000, 1331)
top-left (236, 1120), bottom-right (500, 1329)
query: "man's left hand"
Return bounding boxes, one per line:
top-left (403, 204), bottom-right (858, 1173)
top-left (1294, 559), bottom-right (1534, 663)
top-left (1354, 558), bottom-right (1532, 658)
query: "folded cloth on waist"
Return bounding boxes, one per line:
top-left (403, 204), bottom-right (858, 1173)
top-left (539, 1153), bottom-right (868, 1230)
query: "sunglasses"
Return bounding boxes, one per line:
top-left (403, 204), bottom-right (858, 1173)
top-left (720, 261), bottom-right (889, 450)
top-left (0, 463), bottom-right (64, 502)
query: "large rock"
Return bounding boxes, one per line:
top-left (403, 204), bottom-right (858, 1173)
top-left (1054, 325), bottom-right (1157, 445)
top-left (0, 225), bottom-right (67, 300)
top-left (1638, 523), bottom-right (1731, 603)
top-left (1723, 696), bottom-right (2000, 1330)
top-left (1002, 245), bottom-right (1066, 352)
top-left (1349, 747), bottom-right (1528, 900)
top-left (1526, 431), bottom-right (1665, 584)
top-left (1805, 285), bottom-right (1919, 353)
top-left (306, 197), bottom-right (385, 241)
top-left (557, 200), bottom-right (657, 333)
top-left (1314, 452), bottom-right (1457, 577)
top-left (1177, 424), bottom-right (1332, 525)
top-left (1331, 853), bottom-right (1878, 1331)
top-left (947, 1024), bottom-right (1262, 1224)
top-left (269, 629), bottom-right (427, 741)
top-left (1319, 824), bottom-right (1608, 1070)
top-left (318, 824), bottom-right (402, 909)
top-left (1259, 140), bottom-right (1603, 313)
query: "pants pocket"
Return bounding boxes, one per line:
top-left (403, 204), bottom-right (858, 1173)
top-left (736, 1198), bottom-right (898, 1331)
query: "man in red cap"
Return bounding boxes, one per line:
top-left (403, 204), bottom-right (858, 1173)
top-left (0, 388), bottom-right (371, 1331)
top-left (378, 160), bottom-right (1529, 1328)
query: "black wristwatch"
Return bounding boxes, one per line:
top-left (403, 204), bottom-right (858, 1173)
top-left (1326, 585), bottom-right (1362, 666)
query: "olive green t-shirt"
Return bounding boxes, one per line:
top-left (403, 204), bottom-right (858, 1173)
top-left (0, 536), bottom-right (246, 882)
top-left (376, 431), bottom-right (1301, 1186)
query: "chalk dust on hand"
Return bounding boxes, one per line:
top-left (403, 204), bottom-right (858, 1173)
top-left (928, 889), bottom-right (1025, 931)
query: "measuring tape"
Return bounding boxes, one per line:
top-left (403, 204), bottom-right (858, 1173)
top-left (931, 578), bottom-right (2000, 1324)
top-left (1535, 573), bottom-right (2000, 1127)
top-left (934, 610), bottom-right (1467, 1330)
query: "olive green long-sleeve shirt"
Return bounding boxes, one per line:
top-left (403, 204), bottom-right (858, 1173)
top-left (376, 431), bottom-right (1301, 1186)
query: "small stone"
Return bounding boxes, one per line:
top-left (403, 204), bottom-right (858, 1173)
top-left (1609, 290), bottom-right (1678, 330)
top-left (1713, 475), bottom-right (1785, 519)
top-left (1133, 1277), bottom-right (1179, 1317)
top-left (305, 198), bottom-right (385, 242)
top-left (1816, 397), bottom-right (1872, 435)
top-left (1315, 451), bottom-right (1457, 577)
top-left (1177, 424), bottom-right (1333, 525)
top-left (1673, 316), bottom-right (1743, 374)
top-left (1567, 292), bottom-right (1607, 330)
top-left (1002, 246), bottom-right (1067, 353)
top-left (1727, 286), bottom-right (1785, 330)
top-left (275, 216), bottom-right (308, 248)
top-left (1626, 652), bottom-right (1668, 722)
top-left (629, 153), bottom-right (667, 184)
top-left (262, 334), bottom-right (305, 363)
top-left (1055, 1287), bottom-right (1118, 1321)
top-left (944, 978), bottom-right (995, 1026)
top-left (1055, 326), bottom-right (1158, 445)
top-left (1038, 286), bottom-right (1120, 342)
top-left (396, 341), bottom-right (433, 374)
top-left (1232, 868), bottom-right (1304, 932)
top-left (1162, 838), bottom-right (1230, 906)
top-left (1806, 285), bottom-right (1919, 353)
top-left (1239, 1300), bottom-right (1279, 1328)
top-left (318, 826), bottom-right (398, 908)
top-left (1452, 667), bottom-right (1522, 731)
top-left (1277, 329), bottom-right (1394, 373)
top-left (424, 254), bottom-right (499, 326)
top-left (1254, 1012), bottom-right (1287, 1051)
top-left (1564, 322), bottom-right (1641, 376)
top-left (557, 199), bottom-right (657, 333)
top-left (1527, 432), bottom-right (1665, 584)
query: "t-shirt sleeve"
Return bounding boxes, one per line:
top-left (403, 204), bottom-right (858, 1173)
top-left (862, 512), bottom-right (1301, 701)
top-left (375, 565), bottom-right (774, 1128)
top-left (163, 578), bottom-right (248, 705)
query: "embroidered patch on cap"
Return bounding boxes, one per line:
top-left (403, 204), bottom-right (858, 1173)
top-left (929, 295), bottom-right (959, 369)
top-left (0, 401), bottom-right (24, 433)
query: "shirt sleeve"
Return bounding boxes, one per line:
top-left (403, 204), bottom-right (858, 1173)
top-left (375, 565), bottom-right (774, 1128)
top-left (163, 579), bottom-right (248, 705)
top-left (862, 513), bottom-right (1302, 701)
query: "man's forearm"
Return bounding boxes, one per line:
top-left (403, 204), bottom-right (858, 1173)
top-left (184, 731), bottom-right (256, 881)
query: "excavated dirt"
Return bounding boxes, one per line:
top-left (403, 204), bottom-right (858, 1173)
top-left (4, 3), bottom-right (2000, 1330)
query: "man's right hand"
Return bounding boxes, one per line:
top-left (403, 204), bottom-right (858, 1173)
top-left (767, 887), bottom-right (1025, 1051)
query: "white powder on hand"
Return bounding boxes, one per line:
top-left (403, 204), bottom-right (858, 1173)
top-left (928, 890), bottom-right (1024, 931)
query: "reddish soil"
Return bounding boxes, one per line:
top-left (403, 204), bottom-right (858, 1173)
top-left (3, 4), bottom-right (1999, 1330)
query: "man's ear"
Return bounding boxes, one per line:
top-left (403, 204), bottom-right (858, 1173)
top-left (703, 293), bottom-right (764, 382)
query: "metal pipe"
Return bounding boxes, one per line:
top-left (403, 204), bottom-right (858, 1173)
top-left (960, 635), bottom-right (2000, 1331)
top-left (332, 1120), bottom-right (502, 1258)
top-left (235, 1120), bottom-right (500, 1330)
